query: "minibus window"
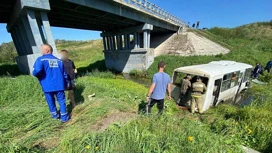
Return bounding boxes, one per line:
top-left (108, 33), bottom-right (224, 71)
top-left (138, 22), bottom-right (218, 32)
top-left (243, 68), bottom-right (252, 82)
top-left (230, 71), bottom-right (240, 87)
top-left (173, 72), bottom-right (187, 86)
top-left (221, 72), bottom-right (239, 92)
top-left (221, 74), bottom-right (231, 92)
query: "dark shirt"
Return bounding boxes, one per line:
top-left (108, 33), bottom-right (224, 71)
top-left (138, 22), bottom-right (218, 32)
top-left (63, 59), bottom-right (76, 80)
top-left (265, 61), bottom-right (272, 69)
top-left (253, 65), bottom-right (261, 74)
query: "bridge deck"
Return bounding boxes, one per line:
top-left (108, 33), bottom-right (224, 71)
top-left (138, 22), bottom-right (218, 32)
top-left (0, 0), bottom-right (183, 33)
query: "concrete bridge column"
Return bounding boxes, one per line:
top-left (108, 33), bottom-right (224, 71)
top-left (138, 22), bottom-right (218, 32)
top-left (119, 35), bottom-right (123, 50)
top-left (112, 36), bottom-right (116, 50)
top-left (116, 35), bottom-right (121, 50)
top-left (102, 36), bottom-right (107, 51)
top-left (101, 23), bottom-right (154, 73)
top-left (106, 37), bottom-right (110, 50)
top-left (143, 24), bottom-right (152, 48)
top-left (6, 0), bottom-right (56, 74)
top-left (108, 37), bottom-right (113, 50)
top-left (124, 34), bottom-right (129, 50)
top-left (134, 32), bottom-right (141, 49)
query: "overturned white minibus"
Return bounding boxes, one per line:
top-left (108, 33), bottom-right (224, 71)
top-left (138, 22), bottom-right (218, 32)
top-left (171, 61), bottom-right (252, 112)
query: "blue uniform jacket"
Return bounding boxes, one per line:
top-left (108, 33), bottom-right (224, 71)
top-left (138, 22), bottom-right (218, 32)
top-left (32, 54), bottom-right (68, 92)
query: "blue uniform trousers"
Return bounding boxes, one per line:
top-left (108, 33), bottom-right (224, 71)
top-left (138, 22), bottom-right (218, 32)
top-left (44, 91), bottom-right (69, 122)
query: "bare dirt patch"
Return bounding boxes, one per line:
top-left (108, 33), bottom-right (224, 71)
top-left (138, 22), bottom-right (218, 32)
top-left (33, 137), bottom-right (60, 150)
top-left (155, 32), bottom-right (230, 56)
top-left (90, 112), bottom-right (136, 132)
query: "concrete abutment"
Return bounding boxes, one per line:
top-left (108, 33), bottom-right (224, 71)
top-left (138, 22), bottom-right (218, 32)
top-left (7, 0), bottom-right (56, 74)
top-left (101, 23), bottom-right (155, 73)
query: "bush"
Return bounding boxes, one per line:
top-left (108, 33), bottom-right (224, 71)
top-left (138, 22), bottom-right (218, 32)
top-left (0, 42), bottom-right (17, 63)
top-left (85, 69), bottom-right (116, 79)
top-left (129, 69), bottom-right (147, 78)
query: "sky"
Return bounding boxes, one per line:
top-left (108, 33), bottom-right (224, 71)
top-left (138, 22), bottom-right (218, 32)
top-left (0, 0), bottom-right (271, 43)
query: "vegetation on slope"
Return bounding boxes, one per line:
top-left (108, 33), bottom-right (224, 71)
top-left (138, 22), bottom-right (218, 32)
top-left (0, 75), bottom-right (245, 152)
top-left (145, 21), bottom-right (272, 152)
top-left (1, 21), bottom-right (272, 152)
top-left (147, 21), bottom-right (272, 77)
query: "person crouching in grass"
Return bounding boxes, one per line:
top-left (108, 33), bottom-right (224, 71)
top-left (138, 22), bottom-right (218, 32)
top-left (60, 50), bottom-right (77, 108)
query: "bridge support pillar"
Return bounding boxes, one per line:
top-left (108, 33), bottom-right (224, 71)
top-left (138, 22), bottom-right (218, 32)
top-left (101, 23), bottom-right (154, 73)
top-left (6, 0), bottom-right (56, 74)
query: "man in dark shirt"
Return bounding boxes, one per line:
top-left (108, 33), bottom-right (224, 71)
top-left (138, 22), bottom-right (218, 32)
top-left (60, 50), bottom-right (77, 108)
top-left (264, 59), bottom-right (272, 73)
top-left (251, 63), bottom-right (261, 79)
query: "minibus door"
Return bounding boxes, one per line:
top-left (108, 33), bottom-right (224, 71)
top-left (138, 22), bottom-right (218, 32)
top-left (212, 79), bottom-right (222, 106)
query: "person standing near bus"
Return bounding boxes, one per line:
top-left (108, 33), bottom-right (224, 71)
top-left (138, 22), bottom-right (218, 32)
top-left (146, 61), bottom-right (171, 115)
top-left (60, 50), bottom-right (77, 108)
top-left (191, 76), bottom-right (206, 114)
top-left (179, 74), bottom-right (191, 106)
top-left (251, 63), bottom-right (262, 79)
top-left (264, 59), bottom-right (272, 73)
top-left (33, 44), bottom-right (70, 123)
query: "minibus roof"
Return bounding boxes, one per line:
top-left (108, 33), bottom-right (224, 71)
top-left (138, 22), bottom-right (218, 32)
top-left (174, 60), bottom-right (252, 77)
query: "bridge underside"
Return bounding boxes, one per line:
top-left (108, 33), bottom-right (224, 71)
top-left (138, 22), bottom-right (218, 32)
top-left (0, 0), bottom-right (183, 74)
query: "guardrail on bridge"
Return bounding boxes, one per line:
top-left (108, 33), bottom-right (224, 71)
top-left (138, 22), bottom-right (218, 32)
top-left (116, 0), bottom-right (185, 26)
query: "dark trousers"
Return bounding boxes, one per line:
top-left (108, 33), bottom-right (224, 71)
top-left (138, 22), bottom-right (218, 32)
top-left (146, 99), bottom-right (164, 115)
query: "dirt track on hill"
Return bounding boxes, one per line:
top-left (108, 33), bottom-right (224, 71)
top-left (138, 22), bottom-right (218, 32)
top-left (155, 32), bottom-right (230, 56)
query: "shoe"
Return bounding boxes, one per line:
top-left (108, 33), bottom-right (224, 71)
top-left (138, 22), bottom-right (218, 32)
top-left (61, 118), bottom-right (70, 123)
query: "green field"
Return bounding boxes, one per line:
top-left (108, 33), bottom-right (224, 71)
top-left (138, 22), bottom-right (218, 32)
top-left (1, 21), bottom-right (272, 152)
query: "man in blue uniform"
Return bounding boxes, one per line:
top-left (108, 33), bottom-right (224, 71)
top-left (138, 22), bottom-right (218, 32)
top-left (33, 44), bottom-right (70, 122)
top-left (146, 61), bottom-right (171, 115)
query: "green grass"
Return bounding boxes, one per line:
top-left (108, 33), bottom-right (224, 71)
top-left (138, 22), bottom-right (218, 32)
top-left (80, 115), bottom-right (243, 153)
top-left (1, 21), bottom-right (272, 152)
top-left (0, 75), bottom-right (148, 152)
top-left (147, 22), bottom-right (272, 77)
top-left (55, 40), bottom-right (106, 74)
top-left (0, 75), bottom-right (246, 152)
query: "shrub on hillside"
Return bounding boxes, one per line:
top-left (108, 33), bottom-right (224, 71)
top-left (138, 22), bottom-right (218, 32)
top-left (0, 42), bottom-right (17, 63)
top-left (86, 69), bottom-right (116, 78)
top-left (209, 27), bottom-right (233, 39)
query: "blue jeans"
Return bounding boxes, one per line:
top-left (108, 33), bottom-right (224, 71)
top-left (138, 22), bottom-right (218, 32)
top-left (44, 91), bottom-right (69, 122)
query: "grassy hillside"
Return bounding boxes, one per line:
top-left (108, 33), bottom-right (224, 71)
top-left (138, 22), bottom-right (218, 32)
top-left (55, 40), bottom-right (104, 71)
top-left (0, 75), bottom-right (245, 152)
top-left (147, 21), bottom-right (272, 77)
top-left (1, 21), bottom-right (272, 152)
top-left (0, 39), bottom-right (104, 76)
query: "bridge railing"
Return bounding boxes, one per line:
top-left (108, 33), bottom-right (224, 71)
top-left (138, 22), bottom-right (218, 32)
top-left (118, 0), bottom-right (184, 26)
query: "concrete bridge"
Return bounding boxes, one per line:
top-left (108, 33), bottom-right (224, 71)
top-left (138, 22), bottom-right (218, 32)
top-left (0, 0), bottom-right (185, 73)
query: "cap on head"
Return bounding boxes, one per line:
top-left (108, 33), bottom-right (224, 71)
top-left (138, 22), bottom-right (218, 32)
top-left (158, 61), bottom-right (166, 68)
top-left (196, 76), bottom-right (201, 81)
